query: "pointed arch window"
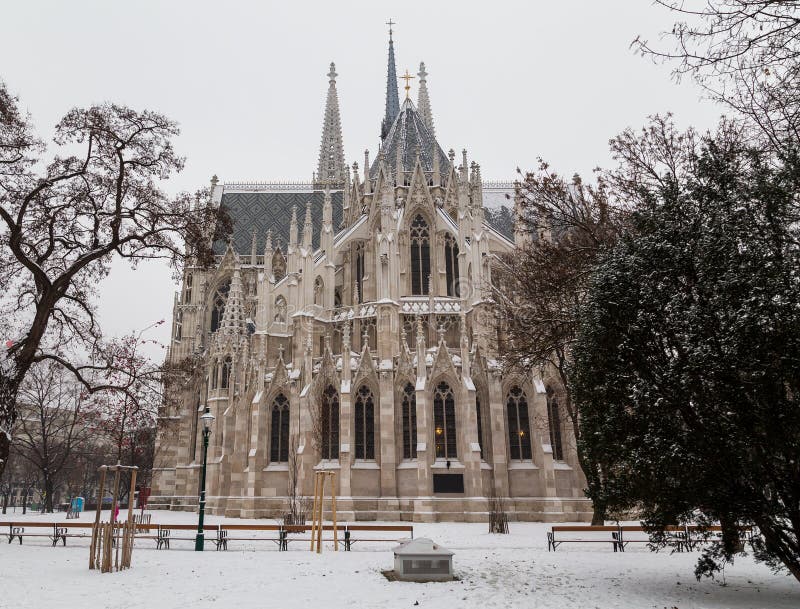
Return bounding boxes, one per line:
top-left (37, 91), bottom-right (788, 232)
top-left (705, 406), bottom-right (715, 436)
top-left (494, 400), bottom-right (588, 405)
top-left (444, 233), bottom-right (460, 297)
top-left (410, 214), bottom-right (430, 295)
top-left (210, 280), bottom-right (231, 333)
top-left (546, 387), bottom-right (564, 461)
top-left (354, 385), bottom-right (375, 460)
top-left (190, 398), bottom-right (200, 461)
top-left (221, 356), bottom-right (232, 390)
top-left (174, 310), bottom-right (183, 342)
top-left (270, 393), bottom-right (290, 463)
top-left (401, 382), bottom-right (417, 459)
top-left (274, 295), bottom-right (287, 323)
top-left (272, 248), bottom-right (287, 282)
top-left (507, 386), bottom-right (532, 460)
top-left (475, 394), bottom-right (485, 460)
top-left (354, 242), bottom-right (365, 304)
top-left (433, 381), bottom-right (457, 459)
top-left (314, 276), bottom-right (324, 307)
top-left (321, 385), bottom-right (340, 460)
top-left (184, 273), bottom-right (193, 304)
top-left (210, 360), bottom-right (218, 390)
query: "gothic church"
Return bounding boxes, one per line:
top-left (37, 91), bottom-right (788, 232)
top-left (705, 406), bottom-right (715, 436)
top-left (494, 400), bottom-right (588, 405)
top-left (151, 30), bottom-right (591, 521)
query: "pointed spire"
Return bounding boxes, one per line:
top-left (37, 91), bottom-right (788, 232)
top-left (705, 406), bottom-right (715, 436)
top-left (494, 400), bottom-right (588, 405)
top-left (289, 205), bottom-right (298, 248)
top-left (317, 62), bottom-right (346, 184)
top-left (364, 150), bottom-right (372, 194)
top-left (302, 198), bottom-right (313, 248)
top-left (263, 229), bottom-right (272, 258)
top-left (381, 23), bottom-right (400, 140)
top-left (220, 268), bottom-right (246, 336)
top-left (416, 316), bottom-right (426, 380)
top-left (322, 186), bottom-right (333, 253)
top-left (432, 143), bottom-right (441, 186)
top-left (264, 229), bottom-right (273, 276)
top-left (416, 62), bottom-right (435, 137)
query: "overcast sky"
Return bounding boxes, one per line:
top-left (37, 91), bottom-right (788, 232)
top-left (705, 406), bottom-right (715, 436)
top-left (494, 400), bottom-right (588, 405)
top-left (2, 0), bottom-right (723, 359)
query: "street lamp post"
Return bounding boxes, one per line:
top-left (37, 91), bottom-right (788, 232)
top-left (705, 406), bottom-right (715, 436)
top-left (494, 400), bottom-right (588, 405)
top-left (195, 407), bottom-right (215, 551)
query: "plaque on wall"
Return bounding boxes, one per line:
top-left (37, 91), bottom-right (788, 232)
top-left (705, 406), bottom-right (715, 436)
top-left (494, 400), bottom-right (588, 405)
top-left (433, 473), bottom-right (465, 494)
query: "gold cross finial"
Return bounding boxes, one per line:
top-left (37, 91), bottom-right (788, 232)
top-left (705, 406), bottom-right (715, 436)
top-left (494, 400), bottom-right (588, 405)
top-left (401, 69), bottom-right (415, 100)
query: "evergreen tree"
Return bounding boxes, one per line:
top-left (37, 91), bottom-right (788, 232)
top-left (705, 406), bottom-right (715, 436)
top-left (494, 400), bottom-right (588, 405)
top-left (573, 120), bottom-right (800, 581)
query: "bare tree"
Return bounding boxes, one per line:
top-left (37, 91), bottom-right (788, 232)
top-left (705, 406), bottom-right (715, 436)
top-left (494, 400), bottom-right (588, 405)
top-left (0, 476), bottom-right (10, 514)
top-left (493, 163), bottom-right (624, 524)
top-left (88, 328), bottom-right (163, 503)
top-left (0, 80), bottom-right (230, 479)
top-left (13, 361), bottom-right (91, 512)
top-left (285, 435), bottom-right (308, 525)
top-left (634, 1), bottom-right (800, 151)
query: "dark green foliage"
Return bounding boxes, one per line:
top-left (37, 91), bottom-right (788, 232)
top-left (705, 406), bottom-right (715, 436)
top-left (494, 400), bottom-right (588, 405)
top-left (573, 124), bottom-right (800, 581)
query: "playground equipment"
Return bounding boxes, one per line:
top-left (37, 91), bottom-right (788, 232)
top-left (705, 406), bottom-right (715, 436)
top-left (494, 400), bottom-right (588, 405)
top-left (89, 464), bottom-right (138, 573)
top-left (66, 496), bottom-right (84, 519)
top-left (309, 470), bottom-right (338, 553)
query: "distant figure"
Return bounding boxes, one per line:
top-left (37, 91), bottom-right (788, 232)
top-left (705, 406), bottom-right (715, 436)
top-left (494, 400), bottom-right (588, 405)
top-left (114, 504), bottom-right (120, 521)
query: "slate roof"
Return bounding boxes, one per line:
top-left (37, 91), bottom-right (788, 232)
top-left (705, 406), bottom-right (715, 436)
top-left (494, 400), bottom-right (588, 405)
top-left (213, 189), bottom-right (344, 255)
top-left (371, 99), bottom-right (450, 179)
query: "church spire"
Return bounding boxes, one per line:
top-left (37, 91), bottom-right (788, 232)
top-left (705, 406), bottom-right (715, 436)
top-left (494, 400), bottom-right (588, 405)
top-left (381, 21), bottom-right (400, 141)
top-left (302, 198), bottom-right (313, 249)
top-left (219, 267), bottom-right (246, 336)
top-left (317, 62), bottom-right (346, 184)
top-left (416, 61), bottom-right (435, 137)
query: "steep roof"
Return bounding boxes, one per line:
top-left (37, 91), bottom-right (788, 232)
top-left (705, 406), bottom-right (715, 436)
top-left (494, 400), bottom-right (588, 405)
top-left (213, 188), bottom-right (344, 255)
top-left (370, 99), bottom-right (450, 180)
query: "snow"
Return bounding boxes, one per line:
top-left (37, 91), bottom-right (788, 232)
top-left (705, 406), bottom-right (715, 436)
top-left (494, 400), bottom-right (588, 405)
top-left (1, 510), bottom-right (797, 609)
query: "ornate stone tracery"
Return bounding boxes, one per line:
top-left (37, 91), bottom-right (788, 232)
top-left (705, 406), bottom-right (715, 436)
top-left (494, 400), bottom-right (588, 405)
top-left (151, 29), bottom-right (588, 523)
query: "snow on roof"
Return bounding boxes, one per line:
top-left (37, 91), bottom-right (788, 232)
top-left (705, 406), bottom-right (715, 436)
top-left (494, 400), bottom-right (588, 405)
top-left (394, 538), bottom-right (453, 556)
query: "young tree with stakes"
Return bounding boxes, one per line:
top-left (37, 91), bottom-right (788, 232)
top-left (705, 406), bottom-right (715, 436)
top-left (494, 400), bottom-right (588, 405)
top-left (0, 80), bottom-right (230, 479)
top-left (89, 328), bottom-right (163, 502)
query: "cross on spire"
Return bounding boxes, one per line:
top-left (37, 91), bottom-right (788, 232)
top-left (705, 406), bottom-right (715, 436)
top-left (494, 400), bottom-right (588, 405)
top-left (386, 18), bottom-right (395, 39)
top-left (401, 69), bottom-right (415, 100)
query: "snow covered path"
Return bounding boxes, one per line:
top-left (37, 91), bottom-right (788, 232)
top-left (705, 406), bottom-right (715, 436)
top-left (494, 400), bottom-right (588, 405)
top-left (1, 511), bottom-right (797, 609)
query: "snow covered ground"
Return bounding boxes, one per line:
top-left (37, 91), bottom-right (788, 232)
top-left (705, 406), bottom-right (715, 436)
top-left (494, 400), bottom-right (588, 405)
top-left (1, 510), bottom-right (797, 609)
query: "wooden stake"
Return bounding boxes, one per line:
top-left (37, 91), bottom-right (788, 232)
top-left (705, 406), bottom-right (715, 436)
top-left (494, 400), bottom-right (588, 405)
top-left (316, 473), bottom-right (323, 554)
top-left (331, 472), bottom-right (338, 551)
top-left (90, 467), bottom-right (107, 570)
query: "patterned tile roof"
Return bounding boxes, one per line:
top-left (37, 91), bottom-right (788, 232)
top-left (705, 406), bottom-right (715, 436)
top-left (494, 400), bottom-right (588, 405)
top-left (213, 189), bottom-right (344, 255)
top-left (370, 99), bottom-right (450, 179)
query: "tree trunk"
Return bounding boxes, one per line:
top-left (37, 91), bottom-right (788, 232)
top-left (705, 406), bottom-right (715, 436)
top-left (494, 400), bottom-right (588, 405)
top-left (591, 500), bottom-right (606, 526)
top-left (757, 518), bottom-right (800, 583)
top-left (2, 494), bottom-right (7, 514)
top-left (22, 492), bottom-right (27, 514)
top-left (556, 359), bottom-right (607, 524)
top-left (44, 478), bottom-right (54, 513)
top-left (0, 373), bottom-right (21, 482)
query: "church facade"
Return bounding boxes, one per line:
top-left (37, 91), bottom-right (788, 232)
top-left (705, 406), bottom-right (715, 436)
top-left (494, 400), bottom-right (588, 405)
top-left (150, 31), bottom-right (591, 522)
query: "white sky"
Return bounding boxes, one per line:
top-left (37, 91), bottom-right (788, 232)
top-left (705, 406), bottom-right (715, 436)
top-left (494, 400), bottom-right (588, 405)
top-left (1, 0), bottom-right (723, 359)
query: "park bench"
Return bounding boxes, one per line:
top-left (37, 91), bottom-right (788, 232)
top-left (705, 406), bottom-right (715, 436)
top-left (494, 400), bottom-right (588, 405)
top-left (3, 522), bottom-right (79, 546)
top-left (7, 526), bottom-right (23, 544)
top-left (547, 525), bottom-right (624, 552)
top-left (151, 524), bottom-right (200, 549)
top-left (614, 524), bottom-right (754, 552)
top-left (342, 525), bottom-right (414, 551)
top-left (1, 520), bottom-right (415, 552)
top-left (547, 524), bottom-right (756, 553)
